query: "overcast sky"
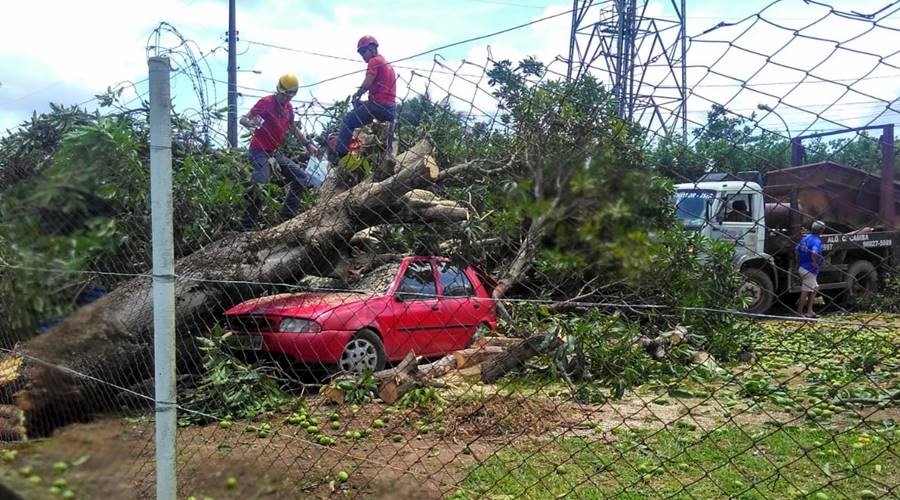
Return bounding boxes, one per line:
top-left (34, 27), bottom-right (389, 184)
top-left (1, 0), bottom-right (897, 144)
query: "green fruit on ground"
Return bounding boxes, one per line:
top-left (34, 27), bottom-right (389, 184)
top-left (226, 477), bottom-right (238, 490)
top-left (337, 471), bottom-right (349, 483)
top-left (373, 419), bottom-right (384, 428)
top-left (218, 420), bottom-right (232, 429)
top-left (52, 478), bottom-right (67, 487)
top-left (18, 466), bottom-right (33, 477)
top-left (61, 491), bottom-right (75, 499)
top-left (331, 421), bottom-right (341, 430)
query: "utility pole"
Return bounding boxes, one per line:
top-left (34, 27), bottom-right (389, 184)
top-left (227, 0), bottom-right (238, 147)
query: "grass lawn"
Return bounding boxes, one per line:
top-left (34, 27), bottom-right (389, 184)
top-left (453, 423), bottom-right (897, 499)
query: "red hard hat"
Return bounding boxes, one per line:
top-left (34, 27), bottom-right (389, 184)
top-left (357, 35), bottom-right (378, 51)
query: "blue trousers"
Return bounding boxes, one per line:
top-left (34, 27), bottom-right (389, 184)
top-left (334, 101), bottom-right (396, 156)
top-left (242, 149), bottom-right (314, 229)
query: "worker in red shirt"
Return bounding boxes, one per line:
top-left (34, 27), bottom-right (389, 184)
top-left (331, 36), bottom-right (397, 160)
top-left (239, 74), bottom-right (318, 230)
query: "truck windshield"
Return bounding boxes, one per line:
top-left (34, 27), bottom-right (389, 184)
top-left (674, 189), bottom-right (715, 228)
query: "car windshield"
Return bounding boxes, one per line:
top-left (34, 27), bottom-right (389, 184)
top-left (347, 262), bottom-right (400, 294)
top-left (674, 189), bottom-right (715, 228)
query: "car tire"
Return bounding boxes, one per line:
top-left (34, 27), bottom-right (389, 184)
top-left (740, 268), bottom-right (775, 314)
top-left (339, 329), bottom-right (386, 374)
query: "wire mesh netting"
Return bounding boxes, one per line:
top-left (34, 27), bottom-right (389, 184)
top-left (0, 1), bottom-right (898, 499)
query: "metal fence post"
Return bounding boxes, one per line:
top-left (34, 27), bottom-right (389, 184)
top-left (148, 56), bottom-right (176, 500)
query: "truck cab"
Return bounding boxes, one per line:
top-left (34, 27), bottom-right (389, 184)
top-left (675, 178), bottom-right (768, 265)
top-left (675, 176), bottom-right (774, 313)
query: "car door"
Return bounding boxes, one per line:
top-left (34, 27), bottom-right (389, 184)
top-left (391, 259), bottom-right (444, 357)
top-left (435, 261), bottom-right (482, 352)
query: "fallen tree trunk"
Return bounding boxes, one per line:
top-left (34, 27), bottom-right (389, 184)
top-left (481, 334), bottom-right (562, 384)
top-left (0, 138), bottom-right (472, 439)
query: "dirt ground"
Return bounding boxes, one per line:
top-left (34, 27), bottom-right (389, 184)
top-left (1, 385), bottom-right (894, 500)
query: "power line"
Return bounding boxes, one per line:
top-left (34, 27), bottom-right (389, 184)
top-left (242, 39), bottom-right (496, 79)
top-left (297, 5), bottom-right (576, 89)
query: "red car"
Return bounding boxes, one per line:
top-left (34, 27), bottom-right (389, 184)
top-left (222, 256), bottom-right (497, 373)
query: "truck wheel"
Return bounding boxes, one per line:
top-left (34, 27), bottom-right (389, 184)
top-left (740, 268), bottom-right (775, 314)
top-left (845, 260), bottom-right (877, 305)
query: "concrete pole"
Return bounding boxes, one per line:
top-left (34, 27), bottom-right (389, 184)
top-left (227, 0), bottom-right (238, 147)
top-left (148, 56), bottom-right (177, 500)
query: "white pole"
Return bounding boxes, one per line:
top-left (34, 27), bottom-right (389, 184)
top-left (148, 56), bottom-right (176, 500)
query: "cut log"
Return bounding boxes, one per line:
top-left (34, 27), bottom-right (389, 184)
top-left (416, 355), bottom-right (458, 378)
top-left (472, 337), bottom-right (524, 349)
top-left (480, 334), bottom-right (562, 383)
top-left (0, 138), bottom-right (476, 440)
top-left (375, 352), bottom-right (419, 404)
top-left (372, 344), bottom-right (509, 403)
top-left (453, 346), bottom-right (505, 370)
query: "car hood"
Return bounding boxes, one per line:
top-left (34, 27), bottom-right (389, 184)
top-left (226, 292), bottom-right (373, 318)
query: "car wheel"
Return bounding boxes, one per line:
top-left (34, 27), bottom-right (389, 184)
top-left (466, 323), bottom-right (491, 347)
top-left (339, 330), bottom-right (386, 374)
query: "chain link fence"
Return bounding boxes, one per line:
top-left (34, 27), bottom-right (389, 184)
top-left (0, 1), bottom-right (898, 499)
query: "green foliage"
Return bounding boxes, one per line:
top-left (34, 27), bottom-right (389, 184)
top-left (396, 94), bottom-right (471, 166)
top-left (449, 58), bottom-right (675, 300)
top-left (323, 372), bottom-right (379, 405)
top-left (0, 103), bottom-right (97, 191)
top-left (649, 105), bottom-right (899, 183)
top-left (183, 329), bottom-right (290, 423)
top-left (637, 229), bottom-right (759, 361)
top-left (397, 386), bottom-right (446, 410)
top-left (550, 311), bottom-right (692, 399)
top-left (859, 268), bottom-right (900, 313)
top-left (0, 104), bottom-right (247, 341)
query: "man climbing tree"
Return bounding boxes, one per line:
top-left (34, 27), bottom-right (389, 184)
top-left (240, 73), bottom-right (318, 230)
top-left (331, 36), bottom-right (397, 161)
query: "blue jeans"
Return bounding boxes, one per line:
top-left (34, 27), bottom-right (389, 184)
top-left (334, 101), bottom-right (396, 156)
top-left (242, 149), bottom-right (314, 229)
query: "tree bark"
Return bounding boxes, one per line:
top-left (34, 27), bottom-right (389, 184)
top-left (0, 138), bottom-right (472, 439)
top-left (480, 334), bottom-right (561, 384)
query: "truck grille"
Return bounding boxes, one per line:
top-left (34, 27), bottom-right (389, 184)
top-left (226, 315), bottom-right (275, 333)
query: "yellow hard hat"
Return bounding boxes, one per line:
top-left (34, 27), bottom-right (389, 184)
top-left (277, 73), bottom-right (299, 93)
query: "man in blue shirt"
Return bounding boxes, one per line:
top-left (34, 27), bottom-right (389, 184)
top-left (796, 220), bottom-right (826, 317)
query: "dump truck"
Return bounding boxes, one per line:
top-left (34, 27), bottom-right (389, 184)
top-left (674, 160), bottom-right (899, 314)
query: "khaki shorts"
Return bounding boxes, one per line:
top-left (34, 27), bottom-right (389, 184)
top-left (798, 267), bottom-right (818, 292)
